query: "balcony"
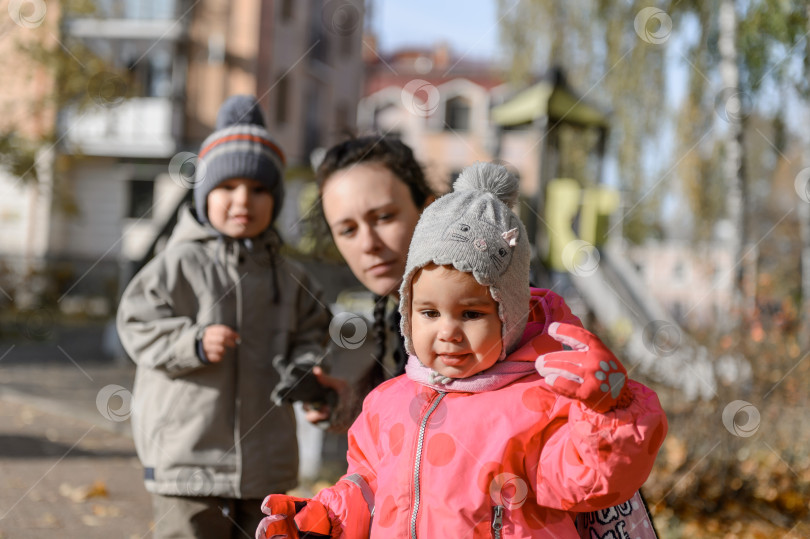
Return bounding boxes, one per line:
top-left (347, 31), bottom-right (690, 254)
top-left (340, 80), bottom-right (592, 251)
top-left (63, 0), bottom-right (184, 40)
top-left (60, 97), bottom-right (176, 158)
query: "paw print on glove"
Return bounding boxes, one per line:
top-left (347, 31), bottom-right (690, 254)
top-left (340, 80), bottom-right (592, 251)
top-left (535, 322), bottom-right (630, 412)
top-left (595, 359), bottom-right (626, 399)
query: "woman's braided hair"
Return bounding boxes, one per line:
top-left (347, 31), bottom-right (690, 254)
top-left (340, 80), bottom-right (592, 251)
top-left (316, 136), bottom-right (433, 391)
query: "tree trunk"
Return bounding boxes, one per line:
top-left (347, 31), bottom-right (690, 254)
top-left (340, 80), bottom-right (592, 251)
top-left (718, 0), bottom-right (750, 329)
top-left (799, 7), bottom-right (810, 349)
top-left (800, 175), bottom-right (810, 348)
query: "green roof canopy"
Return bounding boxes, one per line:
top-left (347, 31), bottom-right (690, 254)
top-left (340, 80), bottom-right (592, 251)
top-left (491, 81), bottom-right (609, 129)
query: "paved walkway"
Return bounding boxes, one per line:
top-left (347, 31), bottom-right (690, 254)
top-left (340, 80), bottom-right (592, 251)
top-left (0, 320), bottom-right (154, 539)
top-left (0, 375), bottom-right (153, 538)
top-left (0, 325), bottom-right (359, 538)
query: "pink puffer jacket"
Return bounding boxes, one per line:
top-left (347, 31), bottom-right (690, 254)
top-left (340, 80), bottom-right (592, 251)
top-left (311, 289), bottom-right (667, 538)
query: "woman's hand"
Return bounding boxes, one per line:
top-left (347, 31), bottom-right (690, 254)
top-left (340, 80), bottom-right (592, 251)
top-left (303, 366), bottom-right (355, 430)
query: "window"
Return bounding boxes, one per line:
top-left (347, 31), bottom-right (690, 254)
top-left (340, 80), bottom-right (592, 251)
top-left (673, 261), bottom-right (685, 283)
top-left (127, 179), bottom-right (154, 219)
top-left (335, 102), bottom-right (349, 137)
top-left (280, 0), bottom-right (293, 21)
top-left (445, 96), bottom-right (470, 131)
top-left (275, 77), bottom-right (289, 125)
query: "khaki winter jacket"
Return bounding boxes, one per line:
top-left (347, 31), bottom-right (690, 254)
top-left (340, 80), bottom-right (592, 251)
top-left (117, 205), bottom-right (330, 498)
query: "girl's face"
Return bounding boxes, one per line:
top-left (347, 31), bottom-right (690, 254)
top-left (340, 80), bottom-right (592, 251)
top-left (321, 162), bottom-right (423, 297)
top-left (410, 265), bottom-right (502, 379)
top-left (207, 178), bottom-right (273, 238)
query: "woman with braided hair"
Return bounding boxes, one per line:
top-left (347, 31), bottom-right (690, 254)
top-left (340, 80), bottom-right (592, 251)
top-left (310, 136), bottom-right (435, 405)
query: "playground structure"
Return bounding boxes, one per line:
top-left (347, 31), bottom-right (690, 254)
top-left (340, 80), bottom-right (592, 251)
top-left (491, 75), bottom-right (749, 400)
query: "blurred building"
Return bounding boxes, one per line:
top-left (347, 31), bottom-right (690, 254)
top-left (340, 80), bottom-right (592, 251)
top-left (357, 41), bottom-right (609, 203)
top-left (0, 0), bottom-right (365, 309)
top-left (358, 40), bottom-right (508, 193)
top-left (626, 240), bottom-right (735, 329)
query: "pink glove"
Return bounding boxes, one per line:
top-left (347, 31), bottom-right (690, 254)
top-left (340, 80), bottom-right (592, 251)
top-left (535, 322), bottom-right (632, 412)
top-left (256, 494), bottom-right (331, 539)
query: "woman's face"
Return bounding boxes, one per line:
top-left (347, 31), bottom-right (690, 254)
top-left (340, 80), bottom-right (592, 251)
top-left (321, 162), bottom-right (423, 297)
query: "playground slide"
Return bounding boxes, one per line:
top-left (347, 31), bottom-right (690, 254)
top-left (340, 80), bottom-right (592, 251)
top-left (567, 242), bottom-right (750, 401)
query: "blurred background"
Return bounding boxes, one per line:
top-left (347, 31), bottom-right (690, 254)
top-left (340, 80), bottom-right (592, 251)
top-left (1, 0), bottom-right (809, 537)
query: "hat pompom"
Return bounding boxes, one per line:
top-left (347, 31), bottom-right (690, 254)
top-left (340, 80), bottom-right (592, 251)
top-left (215, 95), bottom-right (266, 129)
top-left (453, 162), bottom-right (519, 209)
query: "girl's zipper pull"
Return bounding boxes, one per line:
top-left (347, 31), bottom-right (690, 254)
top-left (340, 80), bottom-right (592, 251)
top-left (492, 505), bottom-right (504, 538)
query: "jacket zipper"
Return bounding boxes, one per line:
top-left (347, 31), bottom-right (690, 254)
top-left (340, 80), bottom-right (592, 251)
top-left (492, 505), bottom-right (504, 538)
top-left (409, 391), bottom-right (445, 539)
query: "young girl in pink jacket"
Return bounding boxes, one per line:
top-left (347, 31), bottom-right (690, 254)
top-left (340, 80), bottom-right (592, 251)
top-left (257, 162), bottom-right (668, 538)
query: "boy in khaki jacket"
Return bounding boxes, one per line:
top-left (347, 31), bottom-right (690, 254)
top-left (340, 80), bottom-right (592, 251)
top-left (117, 95), bottom-right (332, 538)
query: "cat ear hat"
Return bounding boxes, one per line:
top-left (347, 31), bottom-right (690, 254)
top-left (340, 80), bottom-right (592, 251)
top-left (399, 162), bottom-right (531, 361)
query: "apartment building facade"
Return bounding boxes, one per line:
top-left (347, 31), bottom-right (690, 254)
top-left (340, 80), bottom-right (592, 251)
top-left (0, 0), bottom-right (365, 308)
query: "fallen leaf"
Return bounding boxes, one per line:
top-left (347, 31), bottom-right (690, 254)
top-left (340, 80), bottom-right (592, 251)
top-left (81, 515), bottom-right (102, 527)
top-left (59, 480), bottom-right (109, 502)
top-left (34, 513), bottom-right (59, 529)
top-left (91, 504), bottom-right (122, 518)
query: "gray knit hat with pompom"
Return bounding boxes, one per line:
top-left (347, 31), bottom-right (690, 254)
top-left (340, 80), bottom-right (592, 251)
top-left (399, 162), bottom-right (530, 361)
top-left (193, 95), bottom-right (286, 225)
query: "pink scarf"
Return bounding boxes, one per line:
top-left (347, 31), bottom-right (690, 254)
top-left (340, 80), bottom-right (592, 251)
top-left (405, 355), bottom-right (536, 393)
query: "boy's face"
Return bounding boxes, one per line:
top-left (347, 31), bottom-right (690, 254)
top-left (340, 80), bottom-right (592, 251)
top-left (207, 178), bottom-right (273, 238)
top-left (410, 265), bottom-right (502, 379)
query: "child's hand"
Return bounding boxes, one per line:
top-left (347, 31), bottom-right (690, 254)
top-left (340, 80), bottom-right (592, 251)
top-left (256, 494), bottom-right (331, 539)
top-left (201, 325), bottom-right (239, 363)
top-left (535, 322), bottom-right (631, 412)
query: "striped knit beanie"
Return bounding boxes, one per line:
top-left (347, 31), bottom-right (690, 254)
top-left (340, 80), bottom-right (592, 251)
top-left (399, 162), bottom-right (531, 360)
top-left (193, 95), bottom-right (286, 225)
